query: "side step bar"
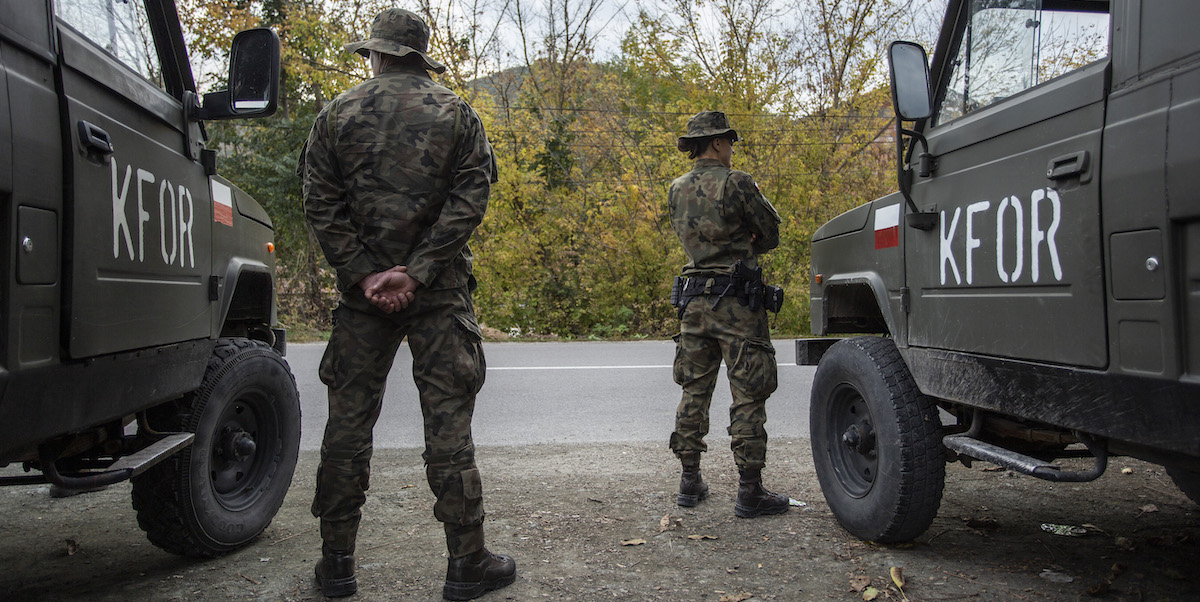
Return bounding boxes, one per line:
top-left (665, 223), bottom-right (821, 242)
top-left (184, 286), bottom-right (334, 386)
top-left (0, 433), bottom-right (194, 489)
top-left (943, 433), bottom-right (1108, 483)
top-left (109, 432), bottom-right (195, 477)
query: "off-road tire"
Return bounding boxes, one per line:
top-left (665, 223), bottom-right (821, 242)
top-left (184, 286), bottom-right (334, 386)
top-left (810, 337), bottom-right (944, 542)
top-left (132, 338), bottom-right (300, 557)
top-left (1166, 467), bottom-right (1200, 505)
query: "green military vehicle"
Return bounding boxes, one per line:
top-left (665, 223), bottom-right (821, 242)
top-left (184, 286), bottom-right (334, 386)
top-left (799, 0), bottom-right (1200, 542)
top-left (0, 0), bottom-right (300, 556)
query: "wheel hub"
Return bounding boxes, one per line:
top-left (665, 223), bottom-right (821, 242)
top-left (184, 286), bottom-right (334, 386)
top-left (825, 384), bottom-right (880, 499)
top-left (842, 423), bottom-right (875, 455)
top-left (222, 428), bottom-right (257, 462)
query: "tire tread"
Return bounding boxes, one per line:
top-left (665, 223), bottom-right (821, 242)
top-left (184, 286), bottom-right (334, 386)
top-left (811, 336), bottom-right (945, 543)
top-left (131, 338), bottom-right (299, 557)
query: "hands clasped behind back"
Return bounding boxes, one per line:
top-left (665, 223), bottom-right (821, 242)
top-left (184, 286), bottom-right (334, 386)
top-left (360, 266), bottom-right (420, 313)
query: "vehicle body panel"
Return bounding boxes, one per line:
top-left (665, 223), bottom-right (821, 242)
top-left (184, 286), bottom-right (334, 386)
top-left (907, 58), bottom-right (1108, 368)
top-left (59, 23), bottom-right (216, 358)
top-left (0, 0), bottom-right (281, 466)
top-left (807, 0), bottom-right (1200, 467)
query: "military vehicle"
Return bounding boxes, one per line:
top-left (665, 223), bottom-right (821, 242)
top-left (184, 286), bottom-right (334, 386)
top-left (0, 0), bottom-right (301, 556)
top-left (798, 0), bottom-right (1200, 543)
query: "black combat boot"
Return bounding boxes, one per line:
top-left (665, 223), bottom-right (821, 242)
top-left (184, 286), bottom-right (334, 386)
top-left (677, 455), bottom-right (709, 507)
top-left (734, 467), bottom-right (790, 518)
top-left (314, 544), bottom-right (356, 597)
top-left (443, 547), bottom-right (517, 601)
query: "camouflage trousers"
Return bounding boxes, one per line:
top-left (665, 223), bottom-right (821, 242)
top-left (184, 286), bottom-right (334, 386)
top-left (670, 294), bottom-right (778, 469)
top-left (312, 286), bottom-right (487, 558)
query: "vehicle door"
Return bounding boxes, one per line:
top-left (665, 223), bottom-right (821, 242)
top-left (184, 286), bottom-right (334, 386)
top-left (54, 0), bottom-right (214, 358)
top-left (905, 0), bottom-right (1111, 368)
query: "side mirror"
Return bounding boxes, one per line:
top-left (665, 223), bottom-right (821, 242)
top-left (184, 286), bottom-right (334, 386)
top-left (888, 41), bottom-right (932, 121)
top-left (887, 41), bottom-right (938, 231)
top-left (194, 28), bottom-right (280, 121)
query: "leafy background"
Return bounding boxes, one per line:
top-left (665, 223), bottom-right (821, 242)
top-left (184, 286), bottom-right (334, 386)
top-left (184, 0), bottom-right (946, 340)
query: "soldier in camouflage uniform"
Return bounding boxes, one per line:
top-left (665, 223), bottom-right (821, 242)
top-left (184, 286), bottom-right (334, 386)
top-left (668, 111), bottom-right (790, 518)
top-left (298, 9), bottom-right (515, 600)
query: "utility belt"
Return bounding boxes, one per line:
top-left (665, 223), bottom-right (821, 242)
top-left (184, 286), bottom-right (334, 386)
top-left (670, 261), bottom-right (784, 317)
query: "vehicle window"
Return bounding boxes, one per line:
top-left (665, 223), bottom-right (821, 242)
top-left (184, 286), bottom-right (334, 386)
top-left (55, 0), bottom-right (165, 90)
top-left (936, 0), bottom-right (1109, 124)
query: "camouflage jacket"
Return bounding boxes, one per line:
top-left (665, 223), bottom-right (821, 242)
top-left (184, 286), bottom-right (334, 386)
top-left (299, 64), bottom-right (497, 292)
top-left (669, 158), bottom-right (781, 276)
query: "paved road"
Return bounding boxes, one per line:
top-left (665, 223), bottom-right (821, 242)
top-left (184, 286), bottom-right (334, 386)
top-left (288, 339), bottom-right (816, 451)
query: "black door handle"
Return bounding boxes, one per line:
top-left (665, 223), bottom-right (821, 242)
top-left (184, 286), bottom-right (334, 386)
top-left (1047, 151), bottom-right (1088, 180)
top-left (77, 120), bottom-right (114, 156)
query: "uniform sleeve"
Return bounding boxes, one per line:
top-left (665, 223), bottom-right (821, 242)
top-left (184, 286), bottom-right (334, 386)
top-left (404, 102), bottom-right (495, 286)
top-left (301, 103), bottom-right (376, 292)
top-left (731, 171), bottom-right (781, 254)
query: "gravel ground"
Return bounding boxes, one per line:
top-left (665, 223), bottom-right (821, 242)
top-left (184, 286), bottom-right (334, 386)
top-left (0, 440), bottom-right (1196, 601)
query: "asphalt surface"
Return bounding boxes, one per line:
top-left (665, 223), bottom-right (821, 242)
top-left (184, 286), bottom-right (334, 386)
top-left (288, 339), bottom-right (815, 451)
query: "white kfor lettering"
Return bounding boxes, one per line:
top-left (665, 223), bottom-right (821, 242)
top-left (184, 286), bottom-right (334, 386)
top-left (135, 169), bottom-right (154, 262)
top-left (996, 196), bottom-right (1024, 283)
top-left (940, 207), bottom-right (962, 285)
top-left (159, 180), bottom-right (177, 264)
top-left (112, 161), bottom-right (197, 266)
top-left (112, 162), bottom-right (134, 259)
top-left (965, 201), bottom-right (990, 284)
top-left (1031, 188), bottom-right (1063, 282)
top-left (178, 185), bottom-right (195, 268)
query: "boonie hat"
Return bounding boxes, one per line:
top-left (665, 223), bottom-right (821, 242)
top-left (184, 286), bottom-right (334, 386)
top-left (344, 8), bottom-right (447, 74)
top-left (677, 110), bottom-right (740, 152)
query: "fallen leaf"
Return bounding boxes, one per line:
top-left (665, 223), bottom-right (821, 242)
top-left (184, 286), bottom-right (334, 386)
top-left (659, 515), bottom-right (671, 532)
top-left (965, 517), bottom-right (998, 530)
top-left (620, 538), bottom-right (646, 546)
top-left (1039, 568), bottom-right (1075, 584)
top-left (849, 575), bottom-right (871, 592)
top-left (1121, 467), bottom-right (1134, 475)
top-left (1138, 504), bottom-right (1159, 515)
top-left (1041, 523), bottom-right (1087, 536)
top-left (982, 466), bottom-right (1006, 472)
top-left (719, 594), bottom-right (752, 602)
top-left (64, 539), bottom-right (79, 556)
top-left (891, 567), bottom-right (908, 601)
top-left (862, 585), bottom-right (880, 600)
top-left (1085, 579), bottom-right (1112, 596)
top-left (687, 534), bottom-right (718, 541)
top-left (1114, 536), bottom-right (1135, 552)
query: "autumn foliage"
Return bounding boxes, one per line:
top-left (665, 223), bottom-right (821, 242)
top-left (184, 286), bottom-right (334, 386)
top-left (186, 0), bottom-right (931, 338)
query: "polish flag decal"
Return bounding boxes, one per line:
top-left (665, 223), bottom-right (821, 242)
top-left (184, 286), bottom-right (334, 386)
top-left (211, 180), bottom-right (234, 227)
top-left (874, 203), bottom-right (900, 249)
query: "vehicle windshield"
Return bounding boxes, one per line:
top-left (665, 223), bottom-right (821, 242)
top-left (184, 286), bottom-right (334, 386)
top-left (936, 0), bottom-right (1109, 124)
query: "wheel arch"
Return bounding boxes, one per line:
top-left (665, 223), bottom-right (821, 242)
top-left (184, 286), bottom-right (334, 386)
top-left (817, 274), bottom-right (894, 337)
top-left (217, 259), bottom-right (276, 344)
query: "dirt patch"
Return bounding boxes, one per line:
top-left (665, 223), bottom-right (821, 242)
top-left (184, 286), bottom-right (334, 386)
top-left (0, 440), bottom-right (1196, 601)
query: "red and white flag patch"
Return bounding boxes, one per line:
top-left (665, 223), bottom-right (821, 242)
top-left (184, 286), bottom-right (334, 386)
top-left (211, 180), bottom-right (234, 227)
top-left (874, 203), bottom-right (900, 249)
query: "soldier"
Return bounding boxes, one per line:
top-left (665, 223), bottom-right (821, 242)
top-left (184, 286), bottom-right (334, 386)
top-left (298, 8), bottom-right (515, 600)
top-left (668, 110), bottom-right (789, 518)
